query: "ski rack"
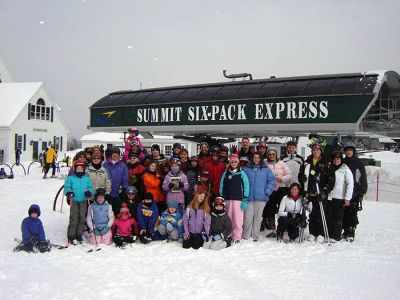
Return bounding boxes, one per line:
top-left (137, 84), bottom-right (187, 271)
top-left (53, 184), bottom-right (65, 212)
top-left (11, 163), bottom-right (26, 175)
top-left (27, 161), bottom-right (42, 175)
top-left (0, 163), bottom-right (14, 178)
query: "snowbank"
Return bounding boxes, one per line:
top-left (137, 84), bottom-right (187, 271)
top-left (1, 164), bottom-right (400, 299)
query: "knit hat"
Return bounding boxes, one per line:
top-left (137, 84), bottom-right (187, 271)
top-left (266, 148), bottom-right (278, 155)
top-left (199, 142), bottom-right (209, 148)
top-left (168, 200), bottom-right (178, 209)
top-left (143, 192), bottom-right (154, 201)
top-left (213, 197), bottom-right (225, 208)
top-left (343, 142), bottom-right (356, 152)
top-left (173, 143), bottom-right (182, 149)
top-left (239, 156), bottom-right (249, 162)
top-left (210, 146), bottom-right (220, 154)
top-left (189, 155), bottom-right (198, 162)
top-left (128, 152), bottom-right (138, 159)
top-left (229, 154), bottom-right (240, 163)
top-left (169, 157), bottom-right (181, 166)
top-left (128, 127), bottom-right (139, 134)
top-left (151, 144), bottom-right (160, 152)
top-left (119, 203), bottom-right (130, 218)
top-left (111, 147), bottom-right (120, 155)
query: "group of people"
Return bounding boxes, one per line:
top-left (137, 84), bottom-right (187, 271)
top-left (15, 128), bottom-right (368, 253)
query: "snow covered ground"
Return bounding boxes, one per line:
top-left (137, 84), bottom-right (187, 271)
top-left (1, 153), bottom-right (400, 300)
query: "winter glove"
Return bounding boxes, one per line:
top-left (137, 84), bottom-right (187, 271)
top-left (100, 225), bottom-right (110, 235)
top-left (84, 190), bottom-right (92, 198)
top-left (166, 223), bottom-right (174, 232)
top-left (66, 191), bottom-right (75, 200)
top-left (179, 181), bottom-right (184, 188)
top-left (201, 232), bottom-right (209, 242)
top-left (240, 200), bottom-right (248, 211)
top-left (168, 183), bottom-right (174, 189)
top-left (301, 174), bottom-right (307, 183)
top-left (212, 234), bottom-right (223, 241)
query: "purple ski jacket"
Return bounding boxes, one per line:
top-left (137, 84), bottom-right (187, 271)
top-left (183, 207), bottom-right (211, 236)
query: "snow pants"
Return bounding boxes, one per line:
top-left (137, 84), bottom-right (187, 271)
top-left (308, 196), bottom-right (326, 238)
top-left (89, 230), bottom-right (113, 245)
top-left (343, 195), bottom-right (361, 237)
top-left (243, 201), bottom-right (266, 240)
top-left (203, 239), bottom-right (228, 251)
top-left (225, 200), bottom-right (244, 241)
top-left (326, 198), bottom-right (345, 241)
top-left (183, 233), bottom-right (204, 249)
top-left (158, 224), bottom-right (179, 241)
top-left (68, 201), bottom-right (87, 240)
top-left (277, 216), bottom-right (300, 240)
top-left (113, 235), bottom-right (136, 247)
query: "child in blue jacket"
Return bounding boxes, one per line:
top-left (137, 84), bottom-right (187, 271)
top-left (14, 204), bottom-right (50, 253)
top-left (137, 192), bottom-right (159, 244)
top-left (158, 200), bottom-right (183, 241)
top-left (64, 159), bottom-right (94, 245)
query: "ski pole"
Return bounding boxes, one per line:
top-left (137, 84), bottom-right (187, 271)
top-left (87, 198), bottom-right (98, 246)
top-left (316, 183), bottom-right (330, 245)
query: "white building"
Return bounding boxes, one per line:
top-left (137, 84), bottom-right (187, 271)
top-left (0, 55), bottom-right (69, 163)
top-left (80, 132), bottom-right (198, 157)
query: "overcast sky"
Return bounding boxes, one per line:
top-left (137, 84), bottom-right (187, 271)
top-left (1, 0), bottom-right (399, 138)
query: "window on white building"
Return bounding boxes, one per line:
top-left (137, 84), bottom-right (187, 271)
top-left (16, 135), bottom-right (23, 150)
top-left (164, 145), bottom-right (173, 156)
top-left (30, 99), bottom-right (51, 121)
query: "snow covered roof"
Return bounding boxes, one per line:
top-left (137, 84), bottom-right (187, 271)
top-left (81, 132), bottom-right (125, 143)
top-left (0, 82), bottom-right (42, 127)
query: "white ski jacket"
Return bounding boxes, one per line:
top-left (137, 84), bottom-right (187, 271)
top-left (328, 164), bottom-right (354, 201)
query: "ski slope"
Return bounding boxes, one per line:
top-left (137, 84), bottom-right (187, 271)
top-left (0, 154), bottom-right (400, 300)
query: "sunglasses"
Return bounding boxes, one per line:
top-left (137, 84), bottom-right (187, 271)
top-left (92, 157), bottom-right (101, 160)
top-left (267, 153), bottom-right (276, 156)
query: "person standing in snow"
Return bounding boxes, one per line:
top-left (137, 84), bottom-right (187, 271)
top-left (142, 161), bottom-right (166, 215)
top-left (262, 148), bottom-right (292, 237)
top-left (43, 144), bottom-right (57, 179)
top-left (86, 188), bottom-right (115, 245)
top-left (324, 151), bottom-right (354, 242)
top-left (14, 204), bottom-right (50, 253)
top-left (204, 146), bottom-right (228, 200)
top-left (219, 154), bottom-right (249, 243)
top-left (299, 141), bottom-right (328, 242)
top-left (243, 152), bottom-right (275, 241)
top-left (342, 142), bottom-right (367, 241)
top-left (15, 147), bottom-right (22, 165)
top-left (85, 152), bottom-right (111, 202)
top-left (162, 158), bottom-right (189, 215)
top-left (103, 147), bottom-right (129, 216)
top-left (64, 159), bottom-right (94, 245)
top-left (282, 140), bottom-right (304, 186)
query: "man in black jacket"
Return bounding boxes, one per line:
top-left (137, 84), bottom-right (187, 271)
top-left (342, 142), bottom-right (368, 241)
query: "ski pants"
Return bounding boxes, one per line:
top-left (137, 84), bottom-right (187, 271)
top-left (326, 198), bottom-right (345, 241)
top-left (68, 201), bottom-right (87, 240)
top-left (89, 230), bottom-right (113, 245)
top-left (308, 196), bottom-right (326, 237)
top-left (203, 239), bottom-right (228, 251)
top-left (113, 235), bottom-right (136, 247)
top-left (44, 163), bottom-right (55, 176)
top-left (158, 224), bottom-right (179, 241)
top-left (343, 195), bottom-right (361, 233)
top-left (183, 233), bottom-right (204, 249)
top-left (277, 216), bottom-right (300, 240)
top-left (243, 201), bottom-right (266, 240)
top-left (225, 200), bottom-right (244, 241)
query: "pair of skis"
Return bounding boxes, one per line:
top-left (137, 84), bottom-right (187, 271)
top-left (13, 238), bottom-right (101, 252)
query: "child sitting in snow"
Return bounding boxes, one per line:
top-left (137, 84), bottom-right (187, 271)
top-left (14, 204), bottom-right (50, 253)
top-left (86, 188), bottom-right (115, 245)
top-left (277, 183), bottom-right (309, 242)
top-left (183, 190), bottom-right (211, 249)
top-left (158, 200), bottom-right (183, 242)
top-left (203, 197), bottom-right (232, 250)
top-left (137, 192), bottom-right (159, 244)
top-left (112, 203), bottom-right (139, 248)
